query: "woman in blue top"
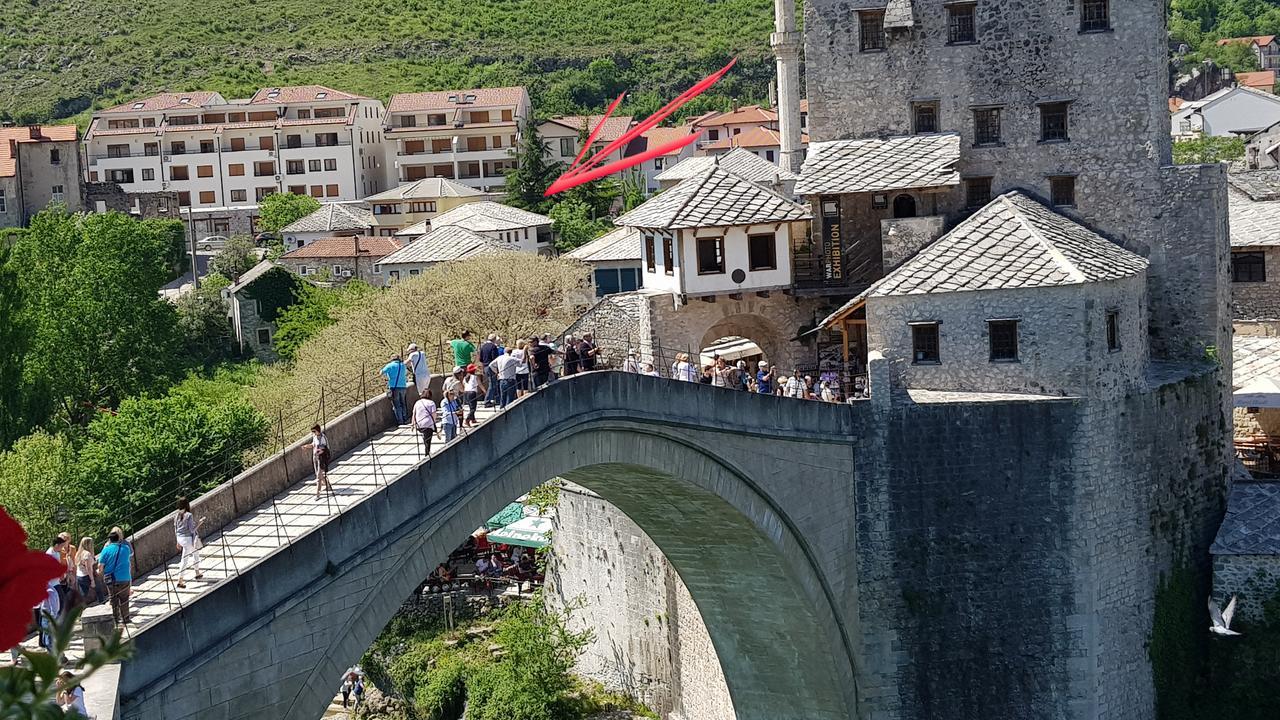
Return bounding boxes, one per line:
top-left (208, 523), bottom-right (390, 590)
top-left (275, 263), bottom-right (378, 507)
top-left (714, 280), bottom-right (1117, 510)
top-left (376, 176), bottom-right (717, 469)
top-left (441, 390), bottom-right (463, 442)
top-left (379, 355), bottom-right (410, 426)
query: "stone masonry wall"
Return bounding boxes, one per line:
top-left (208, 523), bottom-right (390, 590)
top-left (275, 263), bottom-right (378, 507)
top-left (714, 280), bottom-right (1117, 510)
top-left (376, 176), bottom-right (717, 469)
top-left (867, 277), bottom-right (1148, 398)
top-left (546, 483), bottom-right (734, 720)
top-left (1230, 247), bottom-right (1280, 320)
top-left (1212, 554), bottom-right (1280, 623)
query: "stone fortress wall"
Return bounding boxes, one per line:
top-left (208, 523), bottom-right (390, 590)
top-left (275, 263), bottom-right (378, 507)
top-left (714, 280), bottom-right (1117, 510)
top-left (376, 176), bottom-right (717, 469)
top-left (548, 363), bottom-right (1227, 719)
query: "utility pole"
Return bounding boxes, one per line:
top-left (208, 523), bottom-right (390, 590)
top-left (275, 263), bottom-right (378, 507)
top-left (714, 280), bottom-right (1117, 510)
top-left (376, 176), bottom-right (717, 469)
top-left (771, 0), bottom-right (804, 174)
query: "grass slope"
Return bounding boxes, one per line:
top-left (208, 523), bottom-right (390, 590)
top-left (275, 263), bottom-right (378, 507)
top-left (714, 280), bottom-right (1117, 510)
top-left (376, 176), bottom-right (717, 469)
top-left (2, 0), bottom-right (781, 125)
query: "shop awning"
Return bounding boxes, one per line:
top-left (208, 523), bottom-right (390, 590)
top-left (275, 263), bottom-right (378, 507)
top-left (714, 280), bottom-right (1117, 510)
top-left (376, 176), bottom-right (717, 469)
top-left (488, 516), bottom-right (552, 549)
top-left (1234, 377), bottom-right (1280, 408)
top-left (485, 502), bottom-right (525, 530)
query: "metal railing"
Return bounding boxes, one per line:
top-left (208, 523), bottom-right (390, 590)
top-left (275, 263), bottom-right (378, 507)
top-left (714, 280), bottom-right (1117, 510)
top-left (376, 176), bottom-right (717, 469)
top-left (85, 332), bottom-right (863, 640)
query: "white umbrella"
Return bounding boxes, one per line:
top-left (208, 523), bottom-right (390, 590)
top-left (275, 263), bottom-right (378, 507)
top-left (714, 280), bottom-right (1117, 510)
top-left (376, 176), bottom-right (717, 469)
top-left (1234, 377), bottom-right (1280, 408)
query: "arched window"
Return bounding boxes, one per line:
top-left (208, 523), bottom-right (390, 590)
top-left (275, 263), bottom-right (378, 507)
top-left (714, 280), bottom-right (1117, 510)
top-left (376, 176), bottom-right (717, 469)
top-left (892, 194), bottom-right (917, 218)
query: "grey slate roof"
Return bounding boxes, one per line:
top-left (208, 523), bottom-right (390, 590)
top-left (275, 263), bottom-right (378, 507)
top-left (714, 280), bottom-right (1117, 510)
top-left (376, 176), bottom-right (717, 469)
top-left (364, 178), bottom-right (485, 202)
top-left (1229, 170), bottom-right (1280, 201)
top-left (378, 226), bottom-right (514, 266)
top-left (615, 165), bottom-right (810, 230)
top-left (654, 147), bottom-right (799, 184)
top-left (795, 133), bottom-right (961, 195)
top-left (281, 203), bottom-right (374, 234)
top-left (430, 201), bottom-right (552, 232)
top-left (1233, 335), bottom-right (1280, 389)
top-left (1231, 191), bottom-right (1280, 247)
top-left (224, 260), bottom-right (282, 294)
top-left (566, 226), bottom-right (642, 262)
top-left (820, 192), bottom-right (1147, 327)
top-left (1211, 473), bottom-right (1280, 556)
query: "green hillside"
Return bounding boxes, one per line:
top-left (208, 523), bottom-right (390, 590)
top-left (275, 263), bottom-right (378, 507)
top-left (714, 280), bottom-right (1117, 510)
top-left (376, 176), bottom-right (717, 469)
top-left (1172, 0), bottom-right (1280, 70)
top-left (0, 0), bottom-right (781, 126)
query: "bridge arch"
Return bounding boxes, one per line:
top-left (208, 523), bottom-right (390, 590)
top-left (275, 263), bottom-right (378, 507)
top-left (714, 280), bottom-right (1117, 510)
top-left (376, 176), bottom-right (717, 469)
top-left (118, 374), bottom-right (863, 720)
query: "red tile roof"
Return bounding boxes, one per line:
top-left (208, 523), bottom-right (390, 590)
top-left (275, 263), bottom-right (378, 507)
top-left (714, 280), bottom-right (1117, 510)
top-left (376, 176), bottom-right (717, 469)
top-left (702, 126), bottom-right (807, 150)
top-left (0, 125), bottom-right (78, 178)
top-left (542, 115), bottom-right (635, 143)
top-left (249, 85), bottom-right (367, 105)
top-left (642, 126), bottom-right (698, 156)
top-left (387, 87), bottom-right (527, 114)
top-left (281, 236), bottom-right (404, 260)
top-left (101, 92), bottom-right (222, 114)
top-left (1237, 70), bottom-right (1278, 93)
top-left (1217, 35), bottom-right (1278, 47)
top-left (1168, 97), bottom-right (1185, 113)
top-left (693, 105), bottom-right (778, 127)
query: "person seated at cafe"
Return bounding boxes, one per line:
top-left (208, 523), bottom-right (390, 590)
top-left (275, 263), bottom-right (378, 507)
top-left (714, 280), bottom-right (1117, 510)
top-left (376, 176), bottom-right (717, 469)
top-left (487, 554), bottom-right (506, 578)
top-left (517, 553), bottom-right (536, 579)
top-left (475, 555), bottom-right (492, 577)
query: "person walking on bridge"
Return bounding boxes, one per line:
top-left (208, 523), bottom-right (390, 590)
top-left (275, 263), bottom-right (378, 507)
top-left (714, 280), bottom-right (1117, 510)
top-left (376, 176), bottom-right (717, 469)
top-left (489, 348), bottom-right (520, 409)
top-left (479, 334), bottom-right (500, 407)
top-left (412, 389), bottom-right (440, 457)
top-left (406, 342), bottom-right (430, 391)
top-left (527, 336), bottom-right (561, 390)
top-left (307, 425), bottom-right (333, 500)
top-left (380, 355), bottom-right (410, 425)
top-left (173, 497), bottom-right (204, 589)
top-left (756, 361), bottom-right (774, 394)
top-left (450, 331), bottom-right (476, 368)
top-left (96, 528), bottom-right (132, 626)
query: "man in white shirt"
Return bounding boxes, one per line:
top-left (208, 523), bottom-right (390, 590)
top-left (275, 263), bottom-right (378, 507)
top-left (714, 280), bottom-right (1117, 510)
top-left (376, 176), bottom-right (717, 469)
top-left (406, 342), bottom-right (430, 391)
top-left (785, 369), bottom-right (806, 399)
top-left (412, 389), bottom-right (439, 457)
top-left (489, 350), bottom-right (520, 409)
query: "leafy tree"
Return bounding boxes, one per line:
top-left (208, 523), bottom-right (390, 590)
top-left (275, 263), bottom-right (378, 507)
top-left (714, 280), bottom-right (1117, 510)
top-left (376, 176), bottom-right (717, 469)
top-left (272, 280), bottom-right (374, 363)
top-left (548, 197), bottom-right (612, 252)
top-left (257, 193), bottom-right (321, 234)
top-left (0, 246), bottom-right (31, 449)
top-left (505, 122), bottom-right (561, 214)
top-left (0, 431), bottom-right (83, 549)
top-left (1173, 135), bottom-right (1246, 164)
top-left (8, 209), bottom-right (182, 428)
top-left (208, 235), bottom-right (257, 280)
top-left (175, 272), bottom-right (234, 366)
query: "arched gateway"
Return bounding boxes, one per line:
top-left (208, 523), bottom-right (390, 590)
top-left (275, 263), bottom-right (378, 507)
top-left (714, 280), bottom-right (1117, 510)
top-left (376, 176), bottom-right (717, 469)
top-left (118, 373), bottom-right (862, 720)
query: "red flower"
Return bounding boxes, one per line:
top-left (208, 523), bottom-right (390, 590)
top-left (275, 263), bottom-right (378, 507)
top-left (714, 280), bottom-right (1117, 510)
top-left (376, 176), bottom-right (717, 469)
top-left (0, 507), bottom-right (64, 650)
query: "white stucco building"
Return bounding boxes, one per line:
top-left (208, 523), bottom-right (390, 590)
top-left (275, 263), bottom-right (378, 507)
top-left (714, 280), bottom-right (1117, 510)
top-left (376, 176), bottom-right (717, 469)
top-left (83, 86), bottom-right (393, 236)
top-left (615, 165), bottom-right (811, 298)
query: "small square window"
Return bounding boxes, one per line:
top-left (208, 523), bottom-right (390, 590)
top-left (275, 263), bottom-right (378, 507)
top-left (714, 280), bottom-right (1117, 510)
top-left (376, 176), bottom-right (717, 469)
top-left (231, 189), bottom-right (247, 203)
top-left (1080, 0), bottom-right (1109, 32)
top-left (324, 158), bottom-right (337, 172)
top-left (965, 176), bottom-right (992, 208)
top-left (257, 327), bottom-right (272, 346)
top-left (142, 168), bottom-right (155, 181)
top-left (559, 137), bottom-right (576, 157)
top-left (1050, 175), bottom-right (1076, 207)
top-left (859, 11), bottom-right (885, 52)
top-left (309, 159), bottom-right (322, 172)
top-left (50, 148), bottom-right (61, 165)
top-left (1106, 310), bottom-right (1120, 352)
top-left (911, 323), bottom-right (940, 364)
top-left (973, 107), bottom-right (1002, 145)
top-left (1040, 102), bottom-right (1070, 142)
top-left (912, 101), bottom-right (939, 134)
top-left (1233, 252), bottom-right (1267, 283)
top-left (696, 236), bottom-right (725, 275)
top-left (748, 233), bottom-right (777, 271)
top-left (947, 3), bottom-right (977, 44)
top-left (988, 320), bottom-right (1019, 362)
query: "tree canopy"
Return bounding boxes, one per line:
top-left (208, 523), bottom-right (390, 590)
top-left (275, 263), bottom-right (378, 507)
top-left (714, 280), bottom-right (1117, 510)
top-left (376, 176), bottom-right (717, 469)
top-left (6, 210), bottom-right (184, 431)
top-left (257, 193), bottom-right (322, 234)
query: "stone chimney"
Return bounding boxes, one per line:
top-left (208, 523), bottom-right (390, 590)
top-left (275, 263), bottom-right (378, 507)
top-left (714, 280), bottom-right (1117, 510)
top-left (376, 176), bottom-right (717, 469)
top-left (28, 125), bottom-right (41, 140)
top-left (771, 0), bottom-right (803, 173)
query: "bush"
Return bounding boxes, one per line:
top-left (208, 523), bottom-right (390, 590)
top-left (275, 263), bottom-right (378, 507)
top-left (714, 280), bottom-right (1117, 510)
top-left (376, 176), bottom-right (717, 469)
top-left (0, 431), bottom-right (84, 549)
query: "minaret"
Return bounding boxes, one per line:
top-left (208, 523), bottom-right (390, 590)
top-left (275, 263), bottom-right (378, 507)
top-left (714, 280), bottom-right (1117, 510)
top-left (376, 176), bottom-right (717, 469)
top-left (771, 0), bottom-right (803, 173)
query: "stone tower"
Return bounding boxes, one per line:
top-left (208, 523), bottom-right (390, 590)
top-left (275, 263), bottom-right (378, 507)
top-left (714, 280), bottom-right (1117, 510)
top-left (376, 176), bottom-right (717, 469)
top-left (771, 0), bottom-right (804, 173)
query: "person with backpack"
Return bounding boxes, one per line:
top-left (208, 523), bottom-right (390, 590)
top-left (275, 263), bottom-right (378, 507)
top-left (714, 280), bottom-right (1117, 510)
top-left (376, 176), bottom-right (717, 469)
top-left (405, 342), bottom-right (430, 392)
top-left (96, 528), bottom-right (132, 626)
top-left (173, 497), bottom-right (205, 589)
top-left (380, 355), bottom-right (410, 425)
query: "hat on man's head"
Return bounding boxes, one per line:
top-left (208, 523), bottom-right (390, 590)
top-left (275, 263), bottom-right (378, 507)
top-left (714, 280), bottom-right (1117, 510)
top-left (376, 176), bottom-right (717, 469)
top-left (759, 361), bottom-right (769, 367)
top-left (407, 342), bottom-right (419, 351)
top-left (452, 365), bottom-right (463, 374)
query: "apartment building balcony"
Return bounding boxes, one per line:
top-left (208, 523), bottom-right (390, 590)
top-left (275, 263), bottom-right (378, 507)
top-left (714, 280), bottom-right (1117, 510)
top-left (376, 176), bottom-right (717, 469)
top-left (395, 148), bottom-right (511, 163)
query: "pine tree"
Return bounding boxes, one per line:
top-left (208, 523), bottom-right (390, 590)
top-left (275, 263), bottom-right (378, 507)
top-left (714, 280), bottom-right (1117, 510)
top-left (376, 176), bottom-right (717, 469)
top-left (504, 122), bottom-right (560, 214)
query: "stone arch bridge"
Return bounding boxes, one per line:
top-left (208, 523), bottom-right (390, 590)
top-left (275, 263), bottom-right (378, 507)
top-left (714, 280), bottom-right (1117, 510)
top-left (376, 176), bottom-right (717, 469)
top-left (119, 372), bottom-right (864, 720)
top-left (114, 365), bottom-right (1226, 720)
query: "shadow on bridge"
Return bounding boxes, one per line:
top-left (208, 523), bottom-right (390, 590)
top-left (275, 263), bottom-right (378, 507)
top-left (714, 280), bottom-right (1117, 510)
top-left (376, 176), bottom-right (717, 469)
top-left (118, 371), bottom-right (864, 720)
